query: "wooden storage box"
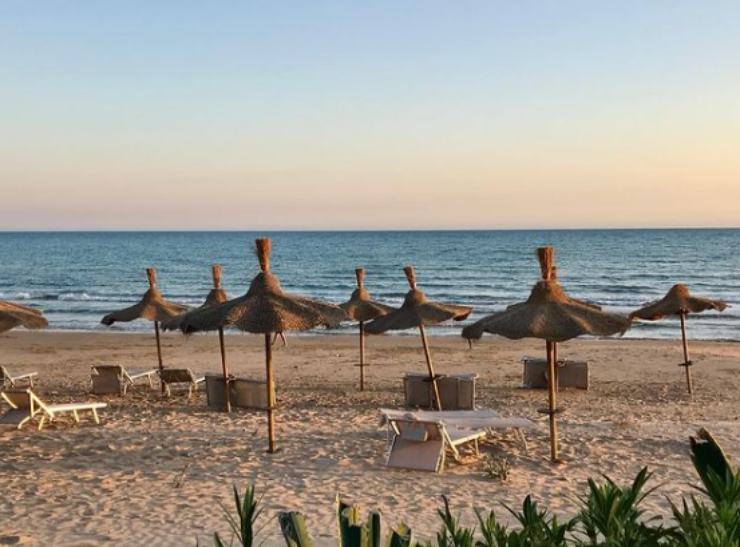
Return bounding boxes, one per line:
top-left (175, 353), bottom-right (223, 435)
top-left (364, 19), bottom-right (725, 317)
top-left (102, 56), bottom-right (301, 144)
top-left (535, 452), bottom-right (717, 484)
top-left (206, 374), bottom-right (268, 409)
top-left (521, 358), bottom-right (589, 390)
top-left (403, 372), bottom-right (478, 410)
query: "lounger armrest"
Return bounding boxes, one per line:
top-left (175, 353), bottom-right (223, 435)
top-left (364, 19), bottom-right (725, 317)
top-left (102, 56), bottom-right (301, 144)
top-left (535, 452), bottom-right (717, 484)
top-left (194, 377), bottom-right (206, 384)
top-left (127, 369), bottom-right (158, 381)
top-left (12, 372), bottom-right (38, 380)
top-left (47, 402), bottom-right (108, 412)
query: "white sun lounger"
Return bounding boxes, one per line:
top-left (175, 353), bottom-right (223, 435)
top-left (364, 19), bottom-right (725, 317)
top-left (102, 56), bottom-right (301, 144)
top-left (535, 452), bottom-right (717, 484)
top-left (159, 368), bottom-right (205, 398)
top-left (1, 365), bottom-right (38, 389)
top-left (0, 389), bottom-right (107, 430)
top-left (385, 417), bottom-right (486, 473)
top-left (379, 408), bottom-right (535, 453)
top-left (91, 364), bottom-right (157, 395)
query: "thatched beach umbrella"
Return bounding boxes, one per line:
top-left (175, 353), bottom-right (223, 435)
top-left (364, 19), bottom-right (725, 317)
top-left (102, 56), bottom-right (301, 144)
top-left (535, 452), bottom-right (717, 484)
top-left (178, 239), bottom-right (346, 453)
top-left (339, 268), bottom-right (394, 391)
top-left (101, 268), bottom-right (189, 393)
top-left (629, 284), bottom-right (727, 395)
top-left (462, 247), bottom-right (630, 462)
top-left (164, 265), bottom-right (232, 410)
top-left (365, 266), bottom-right (472, 411)
top-left (0, 300), bottom-right (49, 334)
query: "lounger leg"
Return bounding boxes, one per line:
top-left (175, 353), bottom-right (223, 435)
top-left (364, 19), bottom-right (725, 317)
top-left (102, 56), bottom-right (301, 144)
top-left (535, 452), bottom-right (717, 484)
top-left (474, 438), bottom-right (480, 456)
top-left (38, 416), bottom-right (45, 431)
top-left (29, 377), bottom-right (33, 388)
top-left (92, 408), bottom-right (100, 424)
top-left (148, 375), bottom-right (153, 389)
top-left (187, 384), bottom-right (193, 400)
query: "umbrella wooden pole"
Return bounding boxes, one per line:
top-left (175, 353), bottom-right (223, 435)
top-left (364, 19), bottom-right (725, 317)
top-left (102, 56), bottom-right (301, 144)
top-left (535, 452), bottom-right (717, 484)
top-left (265, 333), bottom-right (276, 453)
top-left (154, 320), bottom-right (165, 394)
top-left (553, 341), bottom-right (559, 393)
top-left (419, 324), bottom-right (442, 411)
top-left (359, 321), bottom-right (366, 391)
top-left (218, 327), bottom-right (231, 412)
top-left (546, 340), bottom-right (559, 461)
top-left (679, 311), bottom-right (693, 395)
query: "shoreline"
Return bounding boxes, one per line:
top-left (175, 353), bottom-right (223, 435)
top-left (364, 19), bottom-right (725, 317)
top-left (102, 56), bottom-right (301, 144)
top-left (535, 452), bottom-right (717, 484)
top-left (6, 328), bottom-right (740, 344)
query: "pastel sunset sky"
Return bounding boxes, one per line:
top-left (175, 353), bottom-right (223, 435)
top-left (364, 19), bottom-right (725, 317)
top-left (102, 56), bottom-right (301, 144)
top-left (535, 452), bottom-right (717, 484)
top-left (1, 2), bottom-right (738, 230)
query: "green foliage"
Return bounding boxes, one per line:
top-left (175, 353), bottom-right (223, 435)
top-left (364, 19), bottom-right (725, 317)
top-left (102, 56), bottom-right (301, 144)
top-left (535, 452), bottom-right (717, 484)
top-left (436, 495), bottom-right (475, 547)
top-left (278, 512), bottom-right (313, 547)
top-left (503, 495), bottom-right (574, 546)
top-left (576, 467), bottom-right (667, 546)
top-left (337, 497), bottom-right (384, 547)
top-left (214, 484), bottom-right (264, 547)
top-left (667, 428), bottom-right (740, 547)
top-left (484, 456), bottom-right (510, 482)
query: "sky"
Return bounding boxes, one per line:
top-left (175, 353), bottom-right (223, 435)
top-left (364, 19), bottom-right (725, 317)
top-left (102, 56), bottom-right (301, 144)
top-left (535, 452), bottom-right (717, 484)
top-left (1, 2), bottom-right (739, 230)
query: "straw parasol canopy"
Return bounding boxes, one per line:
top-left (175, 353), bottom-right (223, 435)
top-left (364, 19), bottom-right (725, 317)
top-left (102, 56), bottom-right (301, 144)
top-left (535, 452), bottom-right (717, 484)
top-left (630, 284), bottom-right (727, 321)
top-left (461, 247), bottom-right (630, 462)
top-left (164, 265), bottom-right (233, 411)
top-left (163, 265), bottom-right (228, 331)
top-left (0, 301), bottom-right (48, 334)
top-left (365, 266), bottom-right (472, 410)
top-left (339, 268), bottom-right (394, 391)
top-left (179, 238), bottom-right (346, 452)
top-left (101, 268), bottom-right (188, 392)
top-left (630, 284), bottom-right (727, 395)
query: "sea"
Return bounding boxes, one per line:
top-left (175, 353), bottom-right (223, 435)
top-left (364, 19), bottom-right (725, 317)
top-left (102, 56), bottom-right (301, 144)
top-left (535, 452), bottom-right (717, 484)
top-left (0, 230), bottom-right (737, 340)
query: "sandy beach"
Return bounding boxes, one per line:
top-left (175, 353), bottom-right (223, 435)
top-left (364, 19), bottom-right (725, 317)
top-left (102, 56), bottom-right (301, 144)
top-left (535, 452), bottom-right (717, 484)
top-left (1, 330), bottom-right (738, 546)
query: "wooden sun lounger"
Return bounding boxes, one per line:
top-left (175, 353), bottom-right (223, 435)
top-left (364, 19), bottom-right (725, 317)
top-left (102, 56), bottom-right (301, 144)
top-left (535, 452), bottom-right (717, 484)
top-left (0, 388), bottom-right (106, 431)
top-left (159, 368), bottom-right (205, 398)
top-left (91, 364), bottom-right (157, 395)
top-left (385, 417), bottom-right (486, 473)
top-left (1, 365), bottom-right (38, 389)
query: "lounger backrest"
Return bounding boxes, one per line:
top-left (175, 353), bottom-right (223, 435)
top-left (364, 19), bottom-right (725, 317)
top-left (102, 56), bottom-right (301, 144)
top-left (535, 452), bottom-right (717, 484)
top-left (91, 365), bottom-right (125, 394)
top-left (387, 418), bottom-right (446, 472)
top-left (159, 368), bottom-right (195, 384)
top-left (1, 389), bottom-right (30, 409)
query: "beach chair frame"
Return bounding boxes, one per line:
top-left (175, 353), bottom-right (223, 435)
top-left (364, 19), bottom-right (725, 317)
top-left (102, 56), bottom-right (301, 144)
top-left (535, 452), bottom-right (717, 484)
top-left (1, 388), bottom-right (106, 431)
top-left (386, 417), bottom-right (484, 473)
top-left (0, 365), bottom-right (38, 389)
top-left (91, 364), bottom-right (156, 395)
top-left (158, 368), bottom-right (205, 398)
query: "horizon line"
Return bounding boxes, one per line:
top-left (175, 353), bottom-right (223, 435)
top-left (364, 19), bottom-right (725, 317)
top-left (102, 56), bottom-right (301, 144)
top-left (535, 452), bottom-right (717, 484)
top-left (0, 226), bottom-right (739, 233)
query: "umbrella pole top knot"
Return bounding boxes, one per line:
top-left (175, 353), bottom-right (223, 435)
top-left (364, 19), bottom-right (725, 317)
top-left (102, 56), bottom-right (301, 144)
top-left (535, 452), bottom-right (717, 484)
top-left (211, 264), bottom-right (222, 289)
top-left (403, 265), bottom-right (417, 289)
top-left (146, 268), bottom-right (157, 288)
top-left (537, 247), bottom-right (555, 281)
top-left (355, 268), bottom-right (365, 288)
top-left (255, 238), bottom-right (272, 272)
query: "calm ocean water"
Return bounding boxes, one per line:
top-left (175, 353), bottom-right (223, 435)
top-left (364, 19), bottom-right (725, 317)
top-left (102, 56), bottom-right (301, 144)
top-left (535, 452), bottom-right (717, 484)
top-left (0, 230), bottom-right (737, 340)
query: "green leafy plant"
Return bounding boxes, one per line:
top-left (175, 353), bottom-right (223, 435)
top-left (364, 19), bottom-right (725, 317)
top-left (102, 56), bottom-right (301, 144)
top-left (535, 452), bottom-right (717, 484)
top-left (213, 484), bottom-right (265, 547)
top-left (278, 512), bottom-right (313, 547)
top-left (484, 456), bottom-right (510, 482)
top-left (576, 467), bottom-right (667, 546)
top-left (435, 495), bottom-right (475, 547)
top-left (336, 497), bottom-right (382, 547)
top-left (668, 428), bottom-right (740, 547)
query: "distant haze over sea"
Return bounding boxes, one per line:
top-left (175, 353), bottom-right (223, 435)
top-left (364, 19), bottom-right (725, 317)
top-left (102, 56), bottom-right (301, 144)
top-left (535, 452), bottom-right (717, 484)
top-left (0, 230), bottom-right (737, 340)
